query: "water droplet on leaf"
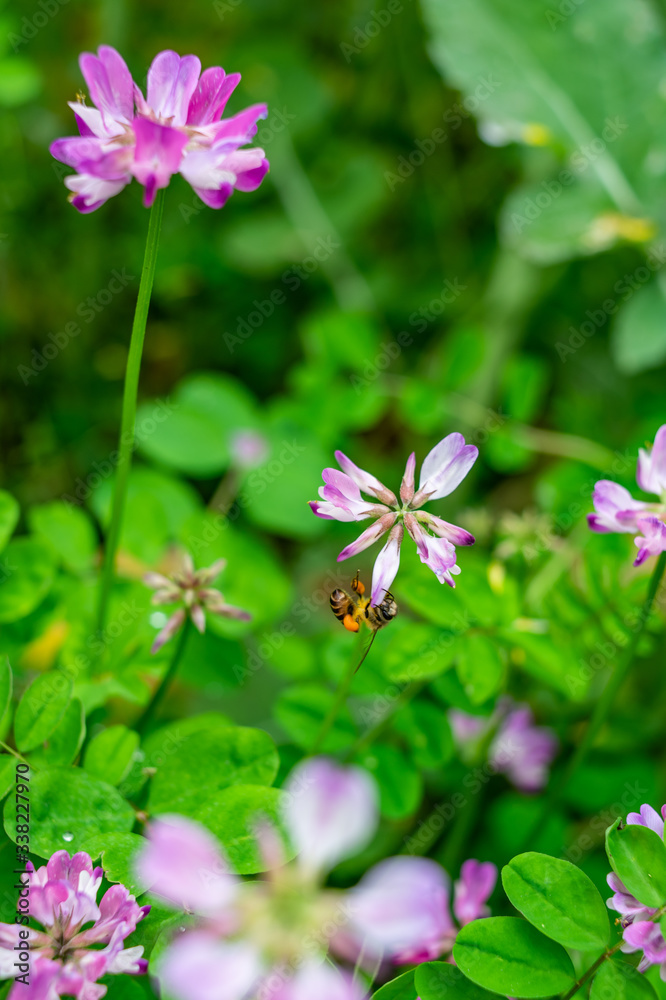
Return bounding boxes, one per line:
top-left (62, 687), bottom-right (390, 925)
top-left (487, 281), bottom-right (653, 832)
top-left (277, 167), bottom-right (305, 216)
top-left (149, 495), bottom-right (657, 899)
top-left (62, 831), bottom-right (74, 842)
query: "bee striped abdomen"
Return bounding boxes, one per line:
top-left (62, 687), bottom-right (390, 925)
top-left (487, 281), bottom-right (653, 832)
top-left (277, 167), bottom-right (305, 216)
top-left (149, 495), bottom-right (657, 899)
top-left (330, 588), bottom-right (353, 622)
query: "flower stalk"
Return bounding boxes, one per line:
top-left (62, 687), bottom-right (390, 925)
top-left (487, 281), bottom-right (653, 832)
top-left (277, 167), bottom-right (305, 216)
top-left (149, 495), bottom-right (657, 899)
top-left (96, 189), bottom-right (165, 636)
top-left (137, 616), bottom-right (191, 736)
top-left (310, 635), bottom-right (370, 755)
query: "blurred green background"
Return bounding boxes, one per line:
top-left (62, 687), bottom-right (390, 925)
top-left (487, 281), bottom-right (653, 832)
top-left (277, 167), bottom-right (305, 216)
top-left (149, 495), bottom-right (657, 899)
top-left (2, 0), bottom-right (666, 895)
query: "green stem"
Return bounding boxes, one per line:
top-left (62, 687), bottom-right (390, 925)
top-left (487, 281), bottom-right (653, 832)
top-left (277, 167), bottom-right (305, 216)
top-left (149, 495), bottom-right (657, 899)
top-left (560, 903), bottom-right (666, 1000)
top-left (96, 190), bottom-right (165, 636)
top-left (310, 634), bottom-right (371, 755)
top-left (346, 679), bottom-right (424, 761)
top-left (0, 740), bottom-right (30, 767)
top-left (136, 618), bottom-right (190, 735)
top-left (526, 551), bottom-right (666, 848)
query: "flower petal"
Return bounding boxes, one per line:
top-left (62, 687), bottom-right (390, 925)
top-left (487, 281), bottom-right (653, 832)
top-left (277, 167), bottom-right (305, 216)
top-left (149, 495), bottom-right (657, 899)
top-left (634, 517), bottom-right (666, 566)
top-left (400, 452), bottom-right (416, 505)
top-left (453, 860), bottom-right (497, 925)
top-left (270, 963), bottom-right (367, 1000)
top-left (627, 804), bottom-right (665, 839)
top-left (337, 512), bottom-right (397, 562)
top-left (135, 816), bottom-right (237, 916)
top-left (370, 523), bottom-right (403, 604)
top-left (151, 608), bottom-right (186, 654)
top-left (79, 46), bottom-right (134, 127)
top-left (158, 932), bottom-right (261, 1000)
top-left (416, 433), bottom-right (478, 503)
top-left (349, 856), bottom-right (454, 962)
top-left (334, 450), bottom-right (397, 506)
top-left (589, 480), bottom-right (646, 534)
top-left (637, 425), bottom-right (666, 496)
top-left (131, 117), bottom-right (188, 206)
top-left (416, 511), bottom-right (475, 546)
top-left (146, 50), bottom-right (202, 126)
top-left (283, 757), bottom-right (378, 875)
top-left (186, 67), bottom-right (241, 126)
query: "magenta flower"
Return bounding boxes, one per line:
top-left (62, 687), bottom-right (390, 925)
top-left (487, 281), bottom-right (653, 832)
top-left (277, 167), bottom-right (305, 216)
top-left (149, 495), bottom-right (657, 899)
top-left (0, 850), bottom-right (148, 1000)
top-left (144, 552), bottom-right (251, 654)
top-left (309, 434), bottom-right (478, 603)
top-left (135, 757), bottom-right (495, 1000)
top-left (607, 804), bottom-right (666, 975)
top-left (349, 856), bottom-right (496, 965)
top-left (449, 698), bottom-right (558, 793)
top-left (50, 46), bottom-right (269, 212)
top-left (588, 426), bottom-right (666, 566)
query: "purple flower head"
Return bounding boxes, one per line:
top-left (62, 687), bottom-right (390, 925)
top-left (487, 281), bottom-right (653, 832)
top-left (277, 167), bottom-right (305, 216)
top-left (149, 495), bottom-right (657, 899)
top-left (309, 433), bottom-right (477, 603)
top-left (144, 551), bottom-right (251, 653)
top-left (0, 850), bottom-right (148, 1000)
top-left (349, 855), bottom-right (497, 965)
top-left (607, 802), bottom-right (666, 975)
top-left (450, 698), bottom-right (558, 794)
top-left (588, 426), bottom-right (666, 566)
top-left (135, 756), bottom-right (495, 1000)
top-left (51, 46), bottom-right (269, 212)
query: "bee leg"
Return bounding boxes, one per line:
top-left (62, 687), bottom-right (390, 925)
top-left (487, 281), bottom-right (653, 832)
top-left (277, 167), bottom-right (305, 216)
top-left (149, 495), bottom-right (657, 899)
top-left (342, 614), bottom-right (360, 632)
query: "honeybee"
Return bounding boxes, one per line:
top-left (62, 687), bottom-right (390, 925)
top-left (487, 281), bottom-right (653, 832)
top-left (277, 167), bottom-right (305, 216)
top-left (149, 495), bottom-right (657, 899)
top-left (330, 571), bottom-right (398, 633)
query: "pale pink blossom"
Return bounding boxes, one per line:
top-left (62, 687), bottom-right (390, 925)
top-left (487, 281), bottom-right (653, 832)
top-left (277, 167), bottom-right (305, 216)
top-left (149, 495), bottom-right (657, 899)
top-left (310, 434), bottom-right (477, 602)
top-left (135, 757), bottom-right (495, 999)
top-left (0, 851), bottom-right (148, 1000)
top-left (144, 552), bottom-right (251, 653)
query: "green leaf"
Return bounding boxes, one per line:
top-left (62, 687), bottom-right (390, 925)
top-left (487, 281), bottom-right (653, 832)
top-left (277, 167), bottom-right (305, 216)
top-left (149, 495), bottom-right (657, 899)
top-left (372, 968), bottom-right (415, 999)
top-left (28, 698), bottom-right (85, 767)
top-left (0, 58), bottom-right (41, 107)
top-left (606, 818), bottom-right (666, 908)
top-left (590, 960), bottom-right (659, 1000)
top-left (87, 832), bottom-right (151, 895)
top-left (456, 633), bottom-right (505, 705)
top-left (14, 672), bottom-right (73, 753)
top-left (148, 726), bottom-right (279, 815)
top-left (356, 744), bottom-right (423, 821)
top-left (381, 622), bottom-right (460, 682)
top-left (502, 852), bottom-right (610, 950)
top-left (137, 373), bottom-right (259, 477)
top-left (415, 961), bottom-right (500, 1000)
top-left (453, 917), bottom-right (576, 997)
top-left (97, 975), bottom-right (147, 1000)
top-left (275, 684), bottom-right (356, 751)
top-left (419, 0), bottom-right (656, 210)
top-left (0, 537), bottom-right (56, 623)
top-left (0, 657), bottom-right (12, 724)
top-left (0, 757), bottom-right (15, 801)
top-left (84, 725), bottom-right (140, 786)
top-left (0, 492), bottom-right (19, 553)
top-left (192, 784), bottom-right (293, 875)
top-left (3, 767), bottom-right (135, 858)
top-left (392, 699), bottom-right (455, 770)
top-left (28, 501), bottom-right (97, 574)
top-left (611, 279), bottom-right (666, 375)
